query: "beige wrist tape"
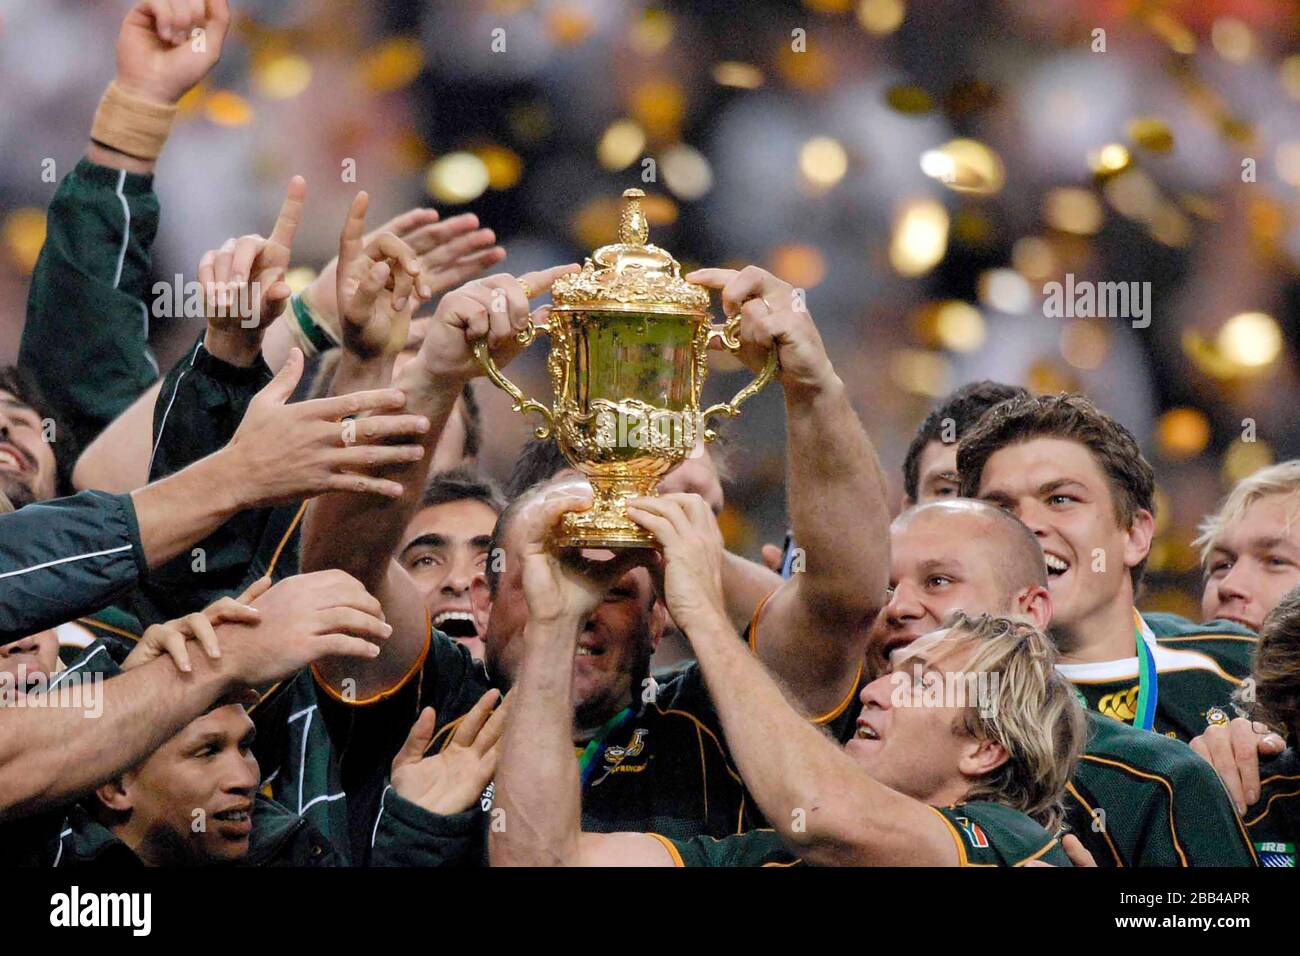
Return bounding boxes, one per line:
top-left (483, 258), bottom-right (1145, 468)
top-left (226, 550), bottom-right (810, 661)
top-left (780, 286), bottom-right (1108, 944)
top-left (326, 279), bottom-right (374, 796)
top-left (90, 82), bottom-right (178, 161)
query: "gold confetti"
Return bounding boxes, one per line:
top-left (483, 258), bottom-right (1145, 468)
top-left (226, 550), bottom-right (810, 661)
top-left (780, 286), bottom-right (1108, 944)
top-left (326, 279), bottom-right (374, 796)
top-left (800, 136), bottom-right (849, 189)
top-left (426, 153), bottom-right (490, 204)
top-left (712, 61), bottom-right (764, 89)
top-left (473, 144), bottom-right (524, 190)
top-left (857, 0), bottom-right (905, 35)
top-left (661, 144), bottom-right (713, 200)
top-left (1129, 116), bottom-right (1174, 152)
top-left (628, 8), bottom-right (674, 55)
top-left (360, 38), bottom-right (423, 93)
top-left (631, 78), bottom-right (685, 140)
top-left (889, 198), bottom-right (948, 276)
top-left (920, 139), bottom-right (1005, 195)
top-left (251, 54), bottom-right (312, 100)
top-left (885, 83), bottom-right (933, 114)
top-left (1087, 143), bottom-right (1131, 176)
top-left (768, 244), bottom-right (827, 287)
top-left (1218, 312), bottom-right (1282, 369)
top-left (1210, 17), bottom-right (1254, 63)
top-left (597, 119), bottom-right (646, 171)
top-left (1156, 408), bottom-right (1210, 460)
top-left (204, 90), bottom-right (253, 126)
top-left (1223, 440), bottom-right (1274, 486)
top-left (1043, 188), bottom-right (1103, 235)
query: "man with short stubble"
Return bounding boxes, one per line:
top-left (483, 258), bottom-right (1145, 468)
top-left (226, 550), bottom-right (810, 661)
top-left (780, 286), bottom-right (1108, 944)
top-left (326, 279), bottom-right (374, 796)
top-left (958, 393), bottom-right (1255, 742)
top-left (900, 380), bottom-right (1028, 506)
top-left (397, 467), bottom-right (505, 661)
top-left (874, 500), bottom-right (1256, 866)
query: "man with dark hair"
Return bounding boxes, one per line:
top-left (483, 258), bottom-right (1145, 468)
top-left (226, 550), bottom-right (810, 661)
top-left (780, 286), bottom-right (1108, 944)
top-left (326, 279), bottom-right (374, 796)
top-left (901, 380), bottom-right (1028, 506)
top-left (0, 367), bottom-right (77, 507)
top-left (398, 466), bottom-right (506, 660)
top-left (957, 393), bottom-right (1255, 742)
top-left (875, 500), bottom-right (1255, 866)
top-left (1234, 586), bottom-right (1300, 866)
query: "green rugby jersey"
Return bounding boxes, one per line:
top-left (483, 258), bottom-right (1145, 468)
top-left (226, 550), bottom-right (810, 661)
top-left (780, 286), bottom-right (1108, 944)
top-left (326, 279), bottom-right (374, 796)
top-left (1058, 612), bottom-right (1255, 742)
top-left (660, 802), bottom-right (1070, 867)
top-left (1064, 712), bottom-right (1256, 866)
top-left (1245, 749), bottom-right (1300, 867)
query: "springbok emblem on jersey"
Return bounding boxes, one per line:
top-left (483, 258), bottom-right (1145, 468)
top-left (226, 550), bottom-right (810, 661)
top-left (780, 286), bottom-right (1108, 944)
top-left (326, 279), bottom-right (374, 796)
top-left (605, 728), bottom-right (649, 762)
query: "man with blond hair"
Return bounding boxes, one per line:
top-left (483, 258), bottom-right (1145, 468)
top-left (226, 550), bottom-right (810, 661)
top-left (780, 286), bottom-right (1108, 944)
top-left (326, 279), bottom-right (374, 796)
top-left (1197, 459), bottom-right (1300, 635)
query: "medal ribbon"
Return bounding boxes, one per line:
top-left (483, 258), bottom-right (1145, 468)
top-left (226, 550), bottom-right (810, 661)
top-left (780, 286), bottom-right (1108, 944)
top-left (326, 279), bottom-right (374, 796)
top-left (577, 707), bottom-right (634, 787)
top-left (1131, 608), bottom-right (1158, 732)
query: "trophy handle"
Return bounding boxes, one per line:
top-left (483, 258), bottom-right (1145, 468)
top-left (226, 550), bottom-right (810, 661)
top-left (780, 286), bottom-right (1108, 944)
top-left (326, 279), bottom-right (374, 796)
top-left (699, 318), bottom-right (780, 441)
top-left (473, 320), bottom-right (555, 439)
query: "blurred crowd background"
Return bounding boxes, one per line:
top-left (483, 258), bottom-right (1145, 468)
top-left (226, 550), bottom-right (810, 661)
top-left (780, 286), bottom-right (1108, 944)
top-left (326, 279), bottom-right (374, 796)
top-left (1, 0), bottom-right (1297, 615)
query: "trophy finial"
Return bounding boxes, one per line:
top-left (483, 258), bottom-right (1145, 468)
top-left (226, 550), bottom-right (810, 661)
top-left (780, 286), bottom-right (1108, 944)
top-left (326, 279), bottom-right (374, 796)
top-left (619, 188), bottom-right (649, 245)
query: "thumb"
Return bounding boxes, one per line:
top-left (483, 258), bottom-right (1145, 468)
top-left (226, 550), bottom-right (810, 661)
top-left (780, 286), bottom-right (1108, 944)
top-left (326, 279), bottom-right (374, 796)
top-left (394, 707), bottom-right (439, 769)
top-left (256, 348), bottom-right (304, 407)
top-left (760, 544), bottom-right (783, 573)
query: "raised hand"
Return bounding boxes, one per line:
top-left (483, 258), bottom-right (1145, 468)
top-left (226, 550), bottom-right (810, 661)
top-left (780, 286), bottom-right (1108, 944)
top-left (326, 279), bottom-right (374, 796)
top-left (334, 192), bottom-right (425, 360)
top-left (220, 570), bottom-right (391, 689)
top-left (299, 207), bottom-right (506, 339)
top-left (391, 690), bottom-right (508, 816)
top-left (625, 493), bottom-right (729, 635)
top-left (687, 265), bottom-right (835, 397)
top-left (516, 485), bottom-right (650, 628)
top-left (123, 577), bottom-right (272, 673)
top-left (415, 265), bottom-right (578, 383)
top-left (115, 0), bottom-right (231, 105)
top-left (200, 175), bottom-right (305, 365)
top-left (218, 348), bottom-right (430, 507)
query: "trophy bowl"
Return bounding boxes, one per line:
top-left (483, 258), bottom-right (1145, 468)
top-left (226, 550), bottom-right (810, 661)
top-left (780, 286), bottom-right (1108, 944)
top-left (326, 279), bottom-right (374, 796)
top-left (475, 189), bottom-right (777, 548)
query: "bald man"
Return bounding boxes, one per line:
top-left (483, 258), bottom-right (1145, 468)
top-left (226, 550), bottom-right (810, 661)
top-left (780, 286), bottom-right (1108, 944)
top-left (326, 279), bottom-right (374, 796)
top-left (869, 500), bottom-right (1256, 866)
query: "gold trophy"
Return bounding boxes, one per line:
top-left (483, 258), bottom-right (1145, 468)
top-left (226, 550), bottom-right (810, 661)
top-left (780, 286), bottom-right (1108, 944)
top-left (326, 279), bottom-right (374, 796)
top-left (474, 188), bottom-right (778, 548)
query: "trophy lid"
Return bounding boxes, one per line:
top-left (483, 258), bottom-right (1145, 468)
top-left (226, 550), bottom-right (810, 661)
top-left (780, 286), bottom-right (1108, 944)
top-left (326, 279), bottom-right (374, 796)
top-left (551, 189), bottom-right (710, 315)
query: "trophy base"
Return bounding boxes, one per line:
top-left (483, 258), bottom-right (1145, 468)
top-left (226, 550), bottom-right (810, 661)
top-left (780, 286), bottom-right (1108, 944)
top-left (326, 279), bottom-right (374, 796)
top-left (552, 502), bottom-right (660, 550)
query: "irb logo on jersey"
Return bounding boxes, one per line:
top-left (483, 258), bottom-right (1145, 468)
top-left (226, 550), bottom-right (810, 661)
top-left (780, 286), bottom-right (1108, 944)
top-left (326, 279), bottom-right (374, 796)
top-left (1256, 842), bottom-right (1295, 867)
top-left (954, 816), bottom-right (989, 849)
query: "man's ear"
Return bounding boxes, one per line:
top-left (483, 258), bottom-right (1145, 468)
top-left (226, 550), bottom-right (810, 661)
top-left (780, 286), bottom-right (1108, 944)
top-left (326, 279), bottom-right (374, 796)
top-left (1014, 585), bottom-right (1053, 631)
top-left (957, 736), bottom-right (1008, 780)
top-left (649, 599), bottom-right (668, 651)
top-left (1123, 508), bottom-right (1156, 572)
top-left (469, 576), bottom-right (492, 634)
top-left (94, 776), bottom-right (133, 814)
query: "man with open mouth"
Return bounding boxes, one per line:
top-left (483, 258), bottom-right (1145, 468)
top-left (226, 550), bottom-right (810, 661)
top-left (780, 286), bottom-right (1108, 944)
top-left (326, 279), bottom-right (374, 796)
top-left (958, 393), bottom-right (1256, 743)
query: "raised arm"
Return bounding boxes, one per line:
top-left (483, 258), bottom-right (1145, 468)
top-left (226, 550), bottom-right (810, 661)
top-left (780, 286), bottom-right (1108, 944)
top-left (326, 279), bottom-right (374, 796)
top-left (689, 267), bottom-right (889, 719)
top-left (24, 1), bottom-right (230, 487)
top-left (302, 207), bottom-right (575, 696)
top-left (627, 494), bottom-right (959, 866)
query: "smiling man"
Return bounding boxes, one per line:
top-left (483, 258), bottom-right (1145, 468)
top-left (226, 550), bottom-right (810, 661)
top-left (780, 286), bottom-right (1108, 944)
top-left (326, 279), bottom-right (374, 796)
top-left (1195, 460), bottom-right (1300, 633)
top-left (873, 500), bottom-right (1256, 866)
top-left (958, 393), bottom-right (1255, 742)
top-left (397, 467), bottom-right (505, 660)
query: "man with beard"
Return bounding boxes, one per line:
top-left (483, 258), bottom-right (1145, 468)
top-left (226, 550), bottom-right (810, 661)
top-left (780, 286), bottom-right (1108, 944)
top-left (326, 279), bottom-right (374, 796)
top-left (958, 393), bottom-right (1255, 742)
top-left (303, 260), bottom-right (889, 858)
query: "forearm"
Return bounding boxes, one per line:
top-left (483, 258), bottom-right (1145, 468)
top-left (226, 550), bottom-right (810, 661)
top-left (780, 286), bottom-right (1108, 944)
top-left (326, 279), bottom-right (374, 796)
top-left (784, 374), bottom-right (888, 618)
top-left (72, 381), bottom-right (162, 492)
top-left (130, 448), bottom-right (244, 567)
top-left (0, 654), bottom-right (230, 820)
top-left (491, 616), bottom-right (584, 866)
top-left (300, 352), bottom-right (458, 591)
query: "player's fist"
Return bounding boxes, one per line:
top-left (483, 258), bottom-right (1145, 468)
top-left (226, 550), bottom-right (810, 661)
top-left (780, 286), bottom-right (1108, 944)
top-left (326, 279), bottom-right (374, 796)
top-left (115, 0), bottom-right (232, 105)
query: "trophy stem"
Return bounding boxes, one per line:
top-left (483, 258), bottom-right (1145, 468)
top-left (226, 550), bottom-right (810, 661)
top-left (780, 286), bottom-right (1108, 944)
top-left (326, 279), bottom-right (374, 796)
top-left (553, 473), bottom-right (661, 549)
